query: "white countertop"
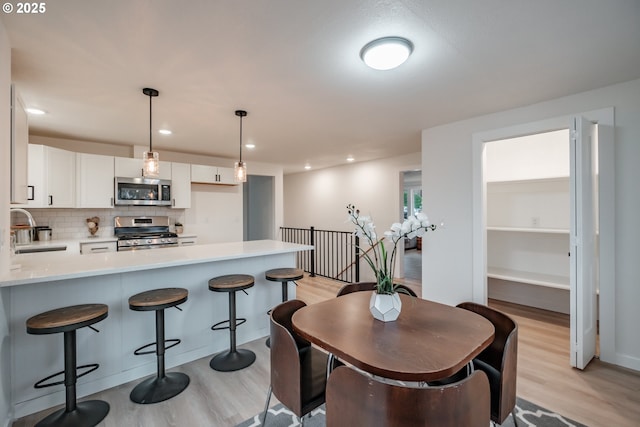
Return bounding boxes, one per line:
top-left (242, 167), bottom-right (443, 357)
top-left (2, 240), bottom-right (312, 288)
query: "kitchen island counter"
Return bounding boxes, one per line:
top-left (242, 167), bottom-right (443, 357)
top-left (2, 239), bottom-right (311, 287)
top-left (2, 240), bottom-right (312, 419)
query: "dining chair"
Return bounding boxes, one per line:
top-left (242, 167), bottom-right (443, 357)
top-left (336, 282), bottom-right (417, 297)
top-left (457, 302), bottom-right (519, 426)
top-left (325, 365), bottom-right (490, 427)
top-left (261, 299), bottom-right (328, 426)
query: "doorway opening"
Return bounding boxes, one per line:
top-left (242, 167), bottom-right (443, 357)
top-left (243, 175), bottom-right (275, 241)
top-left (401, 170), bottom-right (422, 283)
top-left (472, 108), bottom-right (614, 369)
top-left (484, 129), bottom-right (572, 315)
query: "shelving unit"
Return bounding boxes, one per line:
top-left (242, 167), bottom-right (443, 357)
top-left (487, 267), bottom-right (569, 290)
top-left (486, 226), bottom-right (568, 234)
top-left (486, 175), bottom-right (571, 313)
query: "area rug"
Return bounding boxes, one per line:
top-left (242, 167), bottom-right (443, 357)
top-left (236, 397), bottom-right (587, 427)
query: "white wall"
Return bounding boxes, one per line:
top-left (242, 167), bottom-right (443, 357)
top-left (422, 78), bottom-right (640, 372)
top-left (284, 152), bottom-right (422, 282)
top-left (0, 16), bottom-right (13, 427)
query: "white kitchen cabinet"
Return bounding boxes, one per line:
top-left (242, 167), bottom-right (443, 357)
top-left (25, 144), bottom-right (76, 208)
top-left (170, 162), bottom-right (191, 208)
top-left (76, 153), bottom-right (115, 208)
top-left (178, 235), bottom-right (198, 246)
top-left (10, 84), bottom-right (29, 204)
top-left (216, 166), bottom-right (236, 184)
top-left (190, 164), bottom-right (237, 185)
top-left (80, 240), bottom-right (117, 254)
top-left (115, 157), bottom-right (171, 179)
top-left (46, 147), bottom-right (76, 207)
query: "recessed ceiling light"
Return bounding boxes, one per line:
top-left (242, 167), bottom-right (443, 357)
top-left (304, 164), bottom-right (311, 170)
top-left (245, 143), bottom-right (255, 149)
top-left (26, 108), bottom-right (46, 115)
top-left (158, 129), bottom-right (172, 135)
top-left (360, 37), bottom-right (413, 70)
top-left (346, 156), bottom-right (355, 162)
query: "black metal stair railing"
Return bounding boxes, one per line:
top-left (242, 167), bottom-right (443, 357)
top-left (280, 227), bottom-right (360, 283)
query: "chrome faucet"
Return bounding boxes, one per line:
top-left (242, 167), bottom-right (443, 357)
top-left (10, 208), bottom-right (37, 228)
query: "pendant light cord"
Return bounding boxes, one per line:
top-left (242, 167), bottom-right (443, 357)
top-left (149, 93), bottom-right (153, 152)
top-left (238, 114), bottom-right (243, 163)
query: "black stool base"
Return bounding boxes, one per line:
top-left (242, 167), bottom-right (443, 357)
top-left (265, 337), bottom-right (271, 348)
top-left (35, 400), bottom-right (109, 427)
top-left (210, 349), bottom-right (256, 372)
top-left (130, 372), bottom-right (190, 404)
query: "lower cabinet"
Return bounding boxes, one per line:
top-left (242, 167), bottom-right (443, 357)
top-left (178, 236), bottom-right (198, 246)
top-left (80, 241), bottom-right (117, 255)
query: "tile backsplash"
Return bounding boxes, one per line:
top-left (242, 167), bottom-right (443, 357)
top-left (15, 207), bottom-right (185, 240)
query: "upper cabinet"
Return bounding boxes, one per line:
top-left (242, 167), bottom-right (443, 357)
top-left (26, 144), bottom-right (76, 208)
top-left (76, 153), bottom-right (115, 208)
top-left (10, 84), bottom-right (29, 204)
top-left (115, 157), bottom-right (171, 179)
top-left (170, 162), bottom-right (191, 209)
top-left (191, 164), bottom-right (237, 185)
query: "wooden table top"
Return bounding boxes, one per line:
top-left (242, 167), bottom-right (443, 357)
top-left (292, 292), bottom-right (495, 382)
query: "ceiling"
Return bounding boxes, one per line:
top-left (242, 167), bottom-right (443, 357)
top-left (3, 1), bottom-right (640, 174)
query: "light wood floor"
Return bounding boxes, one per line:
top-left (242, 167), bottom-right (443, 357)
top-left (13, 274), bottom-right (640, 426)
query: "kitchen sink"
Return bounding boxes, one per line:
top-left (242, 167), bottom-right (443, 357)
top-left (15, 245), bottom-right (67, 254)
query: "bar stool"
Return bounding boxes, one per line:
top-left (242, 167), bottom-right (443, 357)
top-left (208, 274), bottom-right (256, 371)
top-left (128, 288), bottom-right (190, 404)
top-left (26, 304), bottom-right (109, 427)
top-left (265, 267), bottom-right (304, 347)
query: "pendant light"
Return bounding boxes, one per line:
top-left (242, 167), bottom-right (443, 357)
top-left (142, 87), bottom-right (160, 177)
top-left (234, 109), bottom-right (248, 183)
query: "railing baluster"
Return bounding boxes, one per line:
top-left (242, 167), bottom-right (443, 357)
top-left (279, 226), bottom-right (363, 284)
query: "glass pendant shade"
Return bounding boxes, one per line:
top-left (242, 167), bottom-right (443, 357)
top-left (143, 151), bottom-right (159, 178)
top-left (234, 110), bottom-right (248, 183)
top-left (142, 87), bottom-right (160, 177)
top-left (234, 161), bottom-right (247, 183)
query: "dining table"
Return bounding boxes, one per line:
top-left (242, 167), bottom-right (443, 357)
top-left (292, 291), bottom-right (495, 382)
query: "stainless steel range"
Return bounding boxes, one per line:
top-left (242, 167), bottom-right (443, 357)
top-left (114, 216), bottom-right (178, 251)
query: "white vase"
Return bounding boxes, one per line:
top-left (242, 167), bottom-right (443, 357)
top-left (369, 292), bottom-right (402, 322)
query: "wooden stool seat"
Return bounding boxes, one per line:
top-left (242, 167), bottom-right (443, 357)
top-left (129, 288), bottom-right (188, 311)
top-left (27, 304), bottom-right (108, 335)
top-left (265, 268), bottom-right (304, 282)
top-left (208, 274), bottom-right (254, 292)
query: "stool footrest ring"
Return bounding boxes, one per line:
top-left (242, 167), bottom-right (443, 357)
top-left (134, 338), bottom-right (181, 356)
top-left (34, 363), bottom-right (99, 389)
top-left (211, 318), bottom-right (246, 331)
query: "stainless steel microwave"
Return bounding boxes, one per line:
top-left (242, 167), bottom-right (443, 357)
top-left (114, 177), bottom-right (172, 206)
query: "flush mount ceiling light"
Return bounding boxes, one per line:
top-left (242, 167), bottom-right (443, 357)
top-left (234, 110), bottom-right (248, 183)
top-left (360, 36), bottom-right (413, 70)
top-left (142, 87), bottom-right (160, 178)
top-left (158, 129), bottom-right (172, 135)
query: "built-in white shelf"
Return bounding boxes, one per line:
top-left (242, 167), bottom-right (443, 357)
top-left (487, 226), bottom-right (569, 234)
top-left (487, 267), bottom-right (570, 290)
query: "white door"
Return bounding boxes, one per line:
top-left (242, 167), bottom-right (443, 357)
top-left (569, 116), bottom-right (598, 369)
